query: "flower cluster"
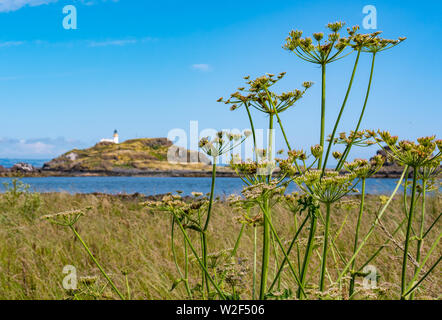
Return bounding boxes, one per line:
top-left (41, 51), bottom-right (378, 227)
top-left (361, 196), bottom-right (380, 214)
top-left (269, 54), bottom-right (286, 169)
top-left (199, 131), bottom-right (250, 158)
top-left (227, 194), bottom-right (263, 227)
top-left (217, 257), bottom-right (250, 294)
top-left (375, 131), bottom-right (441, 168)
top-left (329, 130), bottom-right (376, 147)
top-left (284, 22), bottom-right (406, 64)
top-left (282, 192), bottom-right (305, 215)
top-left (241, 181), bottom-right (286, 203)
top-left (142, 193), bottom-right (209, 230)
top-left (295, 170), bottom-right (358, 204)
top-left (230, 157), bottom-right (278, 178)
top-left (41, 207), bottom-right (91, 226)
top-left (218, 73), bottom-right (312, 115)
top-left (344, 156), bottom-right (384, 179)
top-left (361, 33), bottom-right (406, 53)
top-left (283, 21), bottom-right (351, 64)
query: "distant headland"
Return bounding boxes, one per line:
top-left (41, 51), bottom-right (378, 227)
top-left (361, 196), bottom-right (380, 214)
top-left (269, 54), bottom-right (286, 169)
top-left (0, 136), bottom-right (416, 179)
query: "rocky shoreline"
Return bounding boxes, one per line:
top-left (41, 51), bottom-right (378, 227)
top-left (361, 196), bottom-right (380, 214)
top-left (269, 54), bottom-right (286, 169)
top-left (1, 146), bottom-right (434, 179)
top-left (0, 161), bottom-right (416, 178)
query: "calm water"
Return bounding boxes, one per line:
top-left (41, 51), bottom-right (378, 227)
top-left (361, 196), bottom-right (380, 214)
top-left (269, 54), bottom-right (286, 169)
top-left (0, 176), bottom-right (405, 196)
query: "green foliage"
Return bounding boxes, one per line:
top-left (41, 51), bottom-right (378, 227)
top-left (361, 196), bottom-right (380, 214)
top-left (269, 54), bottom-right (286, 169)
top-left (0, 179), bottom-right (41, 222)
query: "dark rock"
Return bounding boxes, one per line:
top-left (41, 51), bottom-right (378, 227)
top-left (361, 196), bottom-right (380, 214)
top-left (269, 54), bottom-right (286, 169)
top-left (372, 146), bottom-right (396, 166)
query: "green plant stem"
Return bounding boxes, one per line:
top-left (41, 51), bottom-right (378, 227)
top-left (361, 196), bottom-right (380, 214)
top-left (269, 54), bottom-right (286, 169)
top-left (297, 209), bottom-right (318, 299)
top-left (403, 239), bottom-right (442, 298)
top-left (171, 211), bottom-right (226, 299)
top-left (411, 178), bottom-right (426, 299)
top-left (268, 114), bottom-right (274, 170)
top-left (258, 203), bottom-right (305, 294)
top-left (349, 177), bottom-right (366, 295)
top-left (69, 226), bottom-right (125, 300)
top-left (405, 257), bottom-right (442, 298)
top-left (336, 52), bottom-right (377, 171)
top-left (319, 202), bottom-right (331, 292)
top-left (202, 158), bottom-right (217, 297)
top-left (253, 226), bottom-right (257, 300)
top-left (259, 198), bottom-right (271, 299)
top-left (403, 166), bottom-right (410, 218)
top-left (245, 104), bottom-right (259, 162)
top-left (204, 159), bottom-right (217, 232)
top-left (415, 178), bottom-right (427, 265)
top-left (294, 213), bottom-right (302, 274)
top-left (125, 273), bottom-right (131, 300)
top-left (401, 167), bottom-right (418, 298)
top-left (259, 113), bottom-right (275, 299)
top-left (358, 215), bottom-right (408, 273)
top-left (337, 166), bottom-right (407, 283)
top-left (423, 212), bottom-right (441, 239)
top-left (321, 49), bottom-right (362, 175)
top-left (231, 224), bottom-right (245, 258)
top-left (268, 213), bottom-right (309, 292)
top-left (264, 86), bottom-right (301, 172)
top-left (171, 218), bottom-right (187, 296)
top-left (270, 232), bottom-right (281, 290)
top-left (318, 63), bottom-right (326, 169)
top-left (183, 238), bottom-right (192, 299)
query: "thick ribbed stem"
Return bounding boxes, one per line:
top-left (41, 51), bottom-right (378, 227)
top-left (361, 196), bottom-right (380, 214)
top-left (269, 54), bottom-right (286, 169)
top-left (202, 158), bottom-right (217, 297)
top-left (318, 63), bottom-right (326, 169)
top-left (259, 198), bottom-right (271, 299)
top-left (319, 203), bottom-right (331, 291)
top-left (349, 178), bottom-right (366, 295)
top-left (401, 167), bottom-right (418, 299)
top-left (297, 210), bottom-right (318, 299)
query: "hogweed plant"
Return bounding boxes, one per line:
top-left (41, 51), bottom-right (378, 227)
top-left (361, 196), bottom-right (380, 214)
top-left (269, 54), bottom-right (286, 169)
top-left (219, 73), bottom-right (312, 168)
top-left (198, 131), bottom-right (250, 297)
top-left (41, 208), bottom-right (126, 300)
top-left (284, 22), bottom-right (405, 170)
top-left (374, 132), bottom-right (441, 299)
top-left (41, 20), bottom-right (440, 300)
top-left (283, 21), bottom-right (351, 167)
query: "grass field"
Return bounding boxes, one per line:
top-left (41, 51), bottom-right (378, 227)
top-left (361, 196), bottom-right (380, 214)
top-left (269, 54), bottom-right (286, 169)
top-left (0, 184), bottom-right (440, 300)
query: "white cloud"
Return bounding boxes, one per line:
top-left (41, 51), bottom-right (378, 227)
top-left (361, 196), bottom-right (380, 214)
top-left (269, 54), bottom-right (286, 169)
top-left (0, 137), bottom-right (88, 158)
top-left (0, 0), bottom-right (120, 13)
top-left (88, 37), bottom-right (154, 47)
top-left (192, 64), bottom-right (211, 72)
top-left (0, 40), bottom-right (25, 47)
top-left (88, 39), bottom-right (137, 47)
top-left (0, 0), bottom-right (58, 13)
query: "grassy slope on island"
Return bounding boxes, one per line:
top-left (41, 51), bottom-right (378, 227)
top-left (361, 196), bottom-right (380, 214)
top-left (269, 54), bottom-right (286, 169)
top-left (43, 138), bottom-right (213, 173)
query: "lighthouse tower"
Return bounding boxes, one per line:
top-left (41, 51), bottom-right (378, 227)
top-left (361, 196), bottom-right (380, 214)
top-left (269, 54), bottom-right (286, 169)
top-left (113, 130), bottom-right (119, 144)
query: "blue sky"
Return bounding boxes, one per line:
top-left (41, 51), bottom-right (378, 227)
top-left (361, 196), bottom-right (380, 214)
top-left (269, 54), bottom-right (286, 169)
top-left (0, 0), bottom-right (441, 161)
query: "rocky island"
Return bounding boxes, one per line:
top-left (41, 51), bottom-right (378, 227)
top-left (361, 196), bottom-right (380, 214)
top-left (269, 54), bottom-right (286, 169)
top-left (0, 138), bottom-right (232, 177)
top-left (0, 138), bottom-right (424, 178)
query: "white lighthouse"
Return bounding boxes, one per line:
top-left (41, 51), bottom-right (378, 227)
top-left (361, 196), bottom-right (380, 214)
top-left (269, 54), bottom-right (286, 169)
top-left (100, 129), bottom-right (119, 144)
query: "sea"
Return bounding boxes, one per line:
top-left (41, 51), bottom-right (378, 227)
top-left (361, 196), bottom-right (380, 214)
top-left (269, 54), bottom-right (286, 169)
top-left (0, 159), bottom-right (418, 196)
top-left (0, 176), bottom-right (406, 196)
